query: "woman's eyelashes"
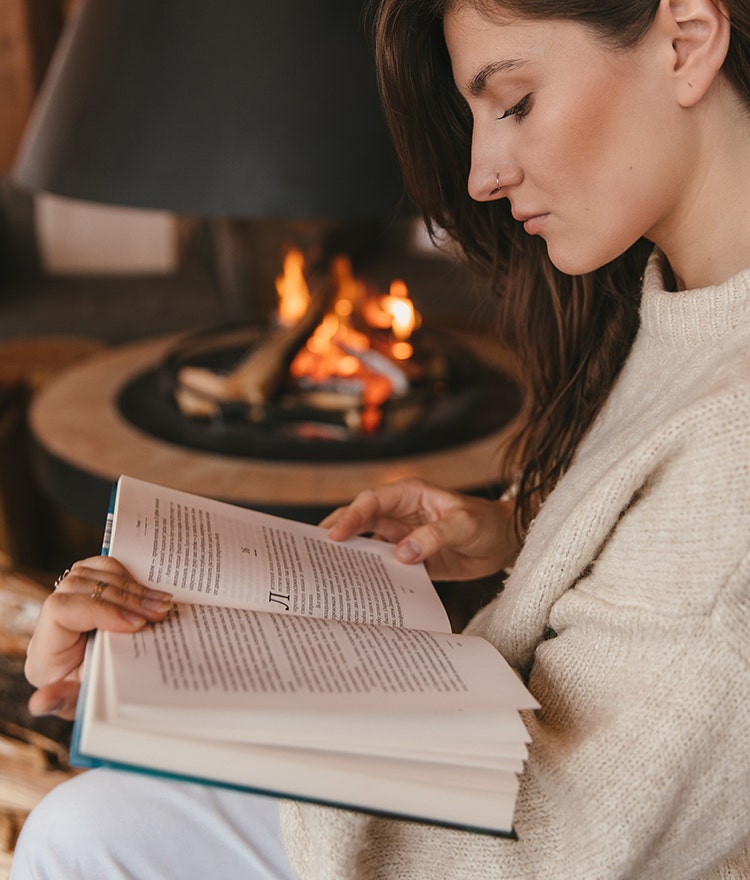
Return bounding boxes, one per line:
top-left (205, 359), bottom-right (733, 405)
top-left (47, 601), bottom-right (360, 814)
top-left (498, 94), bottom-right (532, 122)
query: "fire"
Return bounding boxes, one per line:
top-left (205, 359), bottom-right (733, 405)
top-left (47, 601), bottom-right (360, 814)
top-left (383, 279), bottom-right (418, 338)
top-left (381, 279), bottom-right (418, 360)
top-left (275, 248), bottom-right (421, 433)
top-left (275, 249), bottom-right (310, 325)
top-left (360, 278), bottom-right (420, 360)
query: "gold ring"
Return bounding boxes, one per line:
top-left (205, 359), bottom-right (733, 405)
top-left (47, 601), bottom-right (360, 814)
top-left (91, 581), bottom-right (107, 601)
top-left (54, 569), bottom-right (71, 588)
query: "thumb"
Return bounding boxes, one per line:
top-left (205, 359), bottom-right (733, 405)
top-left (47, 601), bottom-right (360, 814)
top-left (27, 680), bottom-right (81, 721)
top-left (395, 519), bottom-right (456, 564)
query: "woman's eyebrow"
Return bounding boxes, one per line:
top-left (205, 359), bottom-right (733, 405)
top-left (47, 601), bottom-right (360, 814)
top-left (467, 59), bottom-right (527, 96)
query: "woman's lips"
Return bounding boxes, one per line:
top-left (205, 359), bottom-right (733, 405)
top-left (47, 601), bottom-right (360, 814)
top-left (514, 212), bottom-right (549, 235)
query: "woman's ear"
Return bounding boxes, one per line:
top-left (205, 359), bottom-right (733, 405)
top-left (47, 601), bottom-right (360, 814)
top-left (661, 0), bottom-right (731, 106)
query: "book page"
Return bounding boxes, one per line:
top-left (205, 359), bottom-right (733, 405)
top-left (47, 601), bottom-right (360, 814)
top-left (105, 476), bottom-right (450, 633)
top-left (105, 604), bottom-right (535, 735)
top-left (78, 642), bottom-right (523, 835)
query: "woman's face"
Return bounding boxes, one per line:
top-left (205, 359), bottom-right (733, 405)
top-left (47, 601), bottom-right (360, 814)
top-left (444, 4), bottom-right (693, 275)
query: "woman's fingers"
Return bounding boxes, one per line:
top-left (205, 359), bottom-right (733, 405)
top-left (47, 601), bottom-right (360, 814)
top-left (322, 480), bottom-right (442, 541)
top-left (52, 557), bottom-right (173, 618)
top-left (394, 516), bottom-right (465, 564)
top-left (321, 479), bottom-right (519, 581)
top-left (25, 556), bottom-right (173, 691)
top-left (321, 488), bottom-right (388, 539)
top-left (27, 680), bottom-right (81, 721)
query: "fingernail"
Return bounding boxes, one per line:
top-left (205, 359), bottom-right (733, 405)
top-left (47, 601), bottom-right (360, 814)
top-left (144, 587), bottom-right (173, 601)
top-left (396, 540), bottom-right (421, 563)
top-left (120, 611), bottom-right (148, 628)
top-left (141, 597), bottom-right (174, 612)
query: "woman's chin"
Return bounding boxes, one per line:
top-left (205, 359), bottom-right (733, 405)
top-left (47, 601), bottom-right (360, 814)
top-left (544, 243), bottom-right (612, 277)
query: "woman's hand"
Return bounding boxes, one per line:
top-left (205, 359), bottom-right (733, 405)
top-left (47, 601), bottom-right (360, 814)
top-left (25, 556), bottom-right (173, 720)
top-left (321, 478), bottom-right (520, 582)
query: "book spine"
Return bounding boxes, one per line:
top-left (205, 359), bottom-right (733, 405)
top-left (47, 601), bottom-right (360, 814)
top-left (100, 478), bottom-right (120, 555)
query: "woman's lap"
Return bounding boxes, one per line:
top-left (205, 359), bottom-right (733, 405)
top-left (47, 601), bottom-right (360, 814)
top-left (11, 768), bottom-right (296, 879)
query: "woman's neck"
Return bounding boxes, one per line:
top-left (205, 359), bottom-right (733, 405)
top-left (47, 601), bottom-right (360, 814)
top-left (656, 90), bottom-right (750, 291)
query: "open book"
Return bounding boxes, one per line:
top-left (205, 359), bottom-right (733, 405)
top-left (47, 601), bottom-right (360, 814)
top-left (71, 475), bottom-right (538, 836)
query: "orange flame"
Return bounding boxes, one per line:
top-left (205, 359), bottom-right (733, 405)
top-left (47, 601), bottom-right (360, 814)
top-left (278, 250), bottom-right (420, 433)
top-left (383, 279), bottom-right (417, 339)
top-left (275, 249), bottom-right (310, 325)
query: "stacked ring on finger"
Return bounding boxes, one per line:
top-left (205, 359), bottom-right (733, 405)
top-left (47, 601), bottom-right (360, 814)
top-left (54, 568), bottom-right (71, 588)
top-left (91, 581), bottom-right (108, 601)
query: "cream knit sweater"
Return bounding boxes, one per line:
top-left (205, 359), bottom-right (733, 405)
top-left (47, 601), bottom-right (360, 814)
top-left (279, 252), bottom-right (750, 880)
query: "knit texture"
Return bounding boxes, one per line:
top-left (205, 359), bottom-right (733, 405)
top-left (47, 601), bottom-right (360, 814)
top-left (280, 251), bottom-right (750, 880)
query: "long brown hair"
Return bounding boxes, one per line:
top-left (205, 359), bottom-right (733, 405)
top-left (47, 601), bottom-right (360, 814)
top-left (368, 0), bottom-right (750, 532)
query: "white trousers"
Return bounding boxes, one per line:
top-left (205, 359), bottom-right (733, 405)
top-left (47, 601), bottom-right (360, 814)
top-left (11, 768), bottom-right (297, 879)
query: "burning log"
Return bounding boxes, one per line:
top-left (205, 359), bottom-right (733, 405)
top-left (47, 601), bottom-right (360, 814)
top-left (338, 343), bottom-right (409, 396)
top-left (117, 317), bottom-right (523, 460)
top-left (175, 274), bottom-right (338, 416)
top-left (171, 248), bottom-right (428, 435)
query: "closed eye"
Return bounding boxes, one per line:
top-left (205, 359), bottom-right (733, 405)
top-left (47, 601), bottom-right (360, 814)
top-left (498, 94), bottom-right (532, 122)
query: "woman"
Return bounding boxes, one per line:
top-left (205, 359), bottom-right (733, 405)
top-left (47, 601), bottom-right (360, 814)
top-left (13, 0), bottom-right (750, 877)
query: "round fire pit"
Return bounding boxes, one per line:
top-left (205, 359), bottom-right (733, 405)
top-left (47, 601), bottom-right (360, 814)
top-left (117, 324), bottom-right (523, 462)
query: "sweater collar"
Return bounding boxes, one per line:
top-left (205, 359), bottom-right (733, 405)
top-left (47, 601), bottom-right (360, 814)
top-left (640, 249), bottom-right (750, 348)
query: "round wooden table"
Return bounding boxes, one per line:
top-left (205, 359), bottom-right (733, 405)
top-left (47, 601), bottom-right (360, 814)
top-left (29, 333), bottom-right (518, 525)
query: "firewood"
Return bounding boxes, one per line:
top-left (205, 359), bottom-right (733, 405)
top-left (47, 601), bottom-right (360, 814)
top-left (0, 568), bottom-right (48, 656)
top-left (176, 276), bottom-right (337, 410)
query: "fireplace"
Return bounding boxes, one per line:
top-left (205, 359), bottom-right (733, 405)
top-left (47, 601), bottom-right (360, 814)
top-left (28, 247), bottom-right (522, 529)
top-left (117, 246), bottom-right (521, 463)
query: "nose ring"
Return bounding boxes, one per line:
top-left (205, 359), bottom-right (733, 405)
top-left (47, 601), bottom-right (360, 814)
top-left (491, 172), bottom-right (501, 195)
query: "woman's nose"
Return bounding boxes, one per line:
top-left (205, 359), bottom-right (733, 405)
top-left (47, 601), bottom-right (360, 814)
top-left (467, 163), bottom-right (520, 202)
top-left (467, 127), bottom-right (522, 202)
top-left (468, 169), bottom-right (502, 202)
